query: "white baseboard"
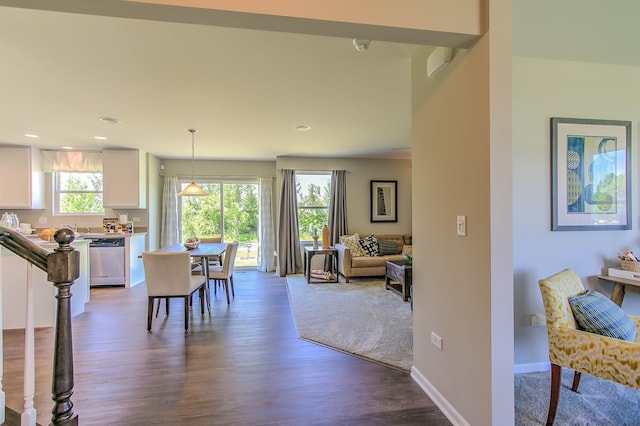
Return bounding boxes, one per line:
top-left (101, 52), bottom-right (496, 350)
top-left (410, 366), bottom-right (470, 426)
top-left (513, 362), bottom-right (550, 374)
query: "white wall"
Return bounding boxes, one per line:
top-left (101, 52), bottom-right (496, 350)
top-left (513, 56), bottom-right (640, 368)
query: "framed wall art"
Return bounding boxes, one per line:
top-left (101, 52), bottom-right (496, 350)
top-left (370, 180), bottom-right (397, 222)
top-left (551, 117), bottom-right (631, 231)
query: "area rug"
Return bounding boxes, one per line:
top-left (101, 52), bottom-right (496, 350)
top-left (285, 275), bottom-right (412, 371)
top-left (515, 369), bottom-right (640, 425)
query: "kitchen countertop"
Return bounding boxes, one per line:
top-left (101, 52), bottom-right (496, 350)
top-left (24, 232), bottom-right (147, 244)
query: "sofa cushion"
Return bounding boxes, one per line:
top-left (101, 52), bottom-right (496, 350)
top-left (568, 290), bottom-right (637, 341)
top-left (340, 233), bottom-right (365, 257)
top-left (358, 234), bottom-right (379, 256)
top-left (378, 239), bottom-right (399, 255)
top-left (402, 245), bottom-right (413, 257)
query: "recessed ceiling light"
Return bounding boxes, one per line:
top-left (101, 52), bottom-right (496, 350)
top-left (23, 133), bottom-right (39, 138)
top-left (98, 116), bottom-right (121, 124)
top-left (295, 125), bottom-right (311, 131)
top-left (62, 146), bottom-right (73, 150)
top-left (94, 136), bottom-right (108, 140)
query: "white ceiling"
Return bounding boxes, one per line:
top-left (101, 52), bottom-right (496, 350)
top-left (0, 5), bottom-right (419, 161)
top-left (1, 1), bottom-right (638, 162)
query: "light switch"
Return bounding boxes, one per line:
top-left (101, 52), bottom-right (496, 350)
top-left (456, 215), bottom-right (466, 236)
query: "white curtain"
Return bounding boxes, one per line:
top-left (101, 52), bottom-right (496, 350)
top-left (42, 150), bottom-right (102, 172)
top-left (160, 175), bottom-right (180, 247)
top-left (258, 177), bottom-right (276, 272)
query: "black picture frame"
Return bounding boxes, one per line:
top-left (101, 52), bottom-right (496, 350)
top-left (370, 180), bottom-right (397, 223)
top-left (551, 117), bottom-right (631, 231)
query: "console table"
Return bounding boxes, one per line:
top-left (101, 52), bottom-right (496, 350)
top-left (304, 246), bottom-right (339, 284)
top-left (385, 260), bottom-right (412, 301)
top-left (596, 275), bottom-right (640, 307)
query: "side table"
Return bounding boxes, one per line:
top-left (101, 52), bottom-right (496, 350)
top-left (304, 246), bottom-right (339, 284)
top-left (596, 275), bottom-right (640, 306)
top-left (385, 260), bottom-right (412, 301)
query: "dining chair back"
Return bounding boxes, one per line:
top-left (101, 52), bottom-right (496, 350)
top-left (209, 241), bottom-right (239, 304)
top-left (142, 251), bottom-right (207, 332)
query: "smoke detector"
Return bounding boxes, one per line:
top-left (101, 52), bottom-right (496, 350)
top-left (352, 39), bottom-right (372, 52)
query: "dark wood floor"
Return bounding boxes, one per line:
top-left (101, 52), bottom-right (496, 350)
top-left (3, 270), bottom-right (450, 425)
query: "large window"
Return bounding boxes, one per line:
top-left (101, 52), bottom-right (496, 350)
top-left (180, 181), bottom-right (259, 267)
top-left (296, 173), bottom-right (331, 240)
top-left (55, 172), bottom-right (104, 214)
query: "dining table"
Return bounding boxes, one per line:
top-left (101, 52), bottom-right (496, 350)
top-left (150, 242), bottom-right (228, 311)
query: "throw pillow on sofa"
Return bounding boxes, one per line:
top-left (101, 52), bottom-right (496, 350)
top-left (402, 245), bottom-right (413, 257)
top-left (340, 233), bottom-right (365, 257)
top-left (358, 234), bottom-right (379, 256)
top-left (378, 239), bottom-right (399, 255)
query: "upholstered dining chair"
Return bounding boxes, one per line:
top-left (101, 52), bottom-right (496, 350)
top-left (538, 269), bottom-right (640, 425)
top-left (209, 241), bottom-right (239, 304)
top-left (142, 251), bottom-right (208, 332)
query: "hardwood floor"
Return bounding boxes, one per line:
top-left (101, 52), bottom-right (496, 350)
top-left (3, 270), bottom-right (450, 425)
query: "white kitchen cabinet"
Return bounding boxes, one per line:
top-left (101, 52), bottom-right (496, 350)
top-left (1, 240), bottom-right (90, 329)
top-left (0, 146), bottom-right (44, 209)
top-left (103, 149), bottom-right (147, 208)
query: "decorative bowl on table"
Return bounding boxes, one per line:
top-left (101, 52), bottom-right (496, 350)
top-left (184, 237), bottom-right (200, 250)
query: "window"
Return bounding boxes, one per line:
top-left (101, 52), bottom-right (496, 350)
top-left (55, 172), bottom-right (104, 214)
top-left (296, 173), bottom-right (331, 240)
top-left (180, 180), bottom-right (259, 267)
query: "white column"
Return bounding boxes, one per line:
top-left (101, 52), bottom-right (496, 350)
top-left (21, 263), bottom-right (36, 426)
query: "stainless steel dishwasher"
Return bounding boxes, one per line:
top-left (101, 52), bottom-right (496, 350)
top-left (89, 237), bottom-right (125, 287)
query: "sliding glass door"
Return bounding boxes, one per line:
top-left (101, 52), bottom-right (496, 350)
top-left (180, 180), bottom-right (259, 268)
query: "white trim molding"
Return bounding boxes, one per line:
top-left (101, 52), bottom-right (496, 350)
top-left (411, 366), bottom-right (470, 426)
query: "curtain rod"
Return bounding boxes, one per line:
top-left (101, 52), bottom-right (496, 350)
top-left (159, 173), bottom-right (274, 180)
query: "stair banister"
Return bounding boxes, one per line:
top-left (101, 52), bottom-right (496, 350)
top-left (0, 227), bottom-right (80, 426)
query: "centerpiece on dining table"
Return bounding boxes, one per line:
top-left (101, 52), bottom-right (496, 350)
top-left (184, 237), bottom-right (200, 250)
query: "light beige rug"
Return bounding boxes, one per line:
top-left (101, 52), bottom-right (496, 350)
top-left (285, 275), bottom-right (413, 371)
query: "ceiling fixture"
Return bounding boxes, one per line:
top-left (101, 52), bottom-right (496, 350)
top-left (178, 128), bottom-right (207, 196)
top-left (23, 133), bottom-right (39, 138)
top-left (94, 136), bottom-right (108, 140)
top-left (295, 125), bottom-right (311, 131)
top-left (98, 116), bottom-right (121, 124)
top-left (353, 39), bottom-right (372, 52)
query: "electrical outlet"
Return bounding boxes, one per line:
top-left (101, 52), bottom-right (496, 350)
top-left (39, 216), bottom-right (47, 224)
top-left (431, 332), bottom-right (443, 350)
top-left (132, 217), bottom-right (141, 222)
top-left (531, 313), bottom-right (546, 327)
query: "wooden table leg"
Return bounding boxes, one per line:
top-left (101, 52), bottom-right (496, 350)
top-left (203, 257), bottom-right (211, 313)
top-left (611, 283), bottom-right (625, 307)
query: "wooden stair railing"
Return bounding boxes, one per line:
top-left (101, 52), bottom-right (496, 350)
top-left (0, 227), bottom-right (80, 426)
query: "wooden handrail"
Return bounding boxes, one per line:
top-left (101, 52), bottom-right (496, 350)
top-left (0, 227), bottom-right (79, 426)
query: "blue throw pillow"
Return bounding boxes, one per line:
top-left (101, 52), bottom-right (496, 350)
top-left (358, 234), bottom-right (378, 256)
top-left (568, 290), bottom-right (637, 342)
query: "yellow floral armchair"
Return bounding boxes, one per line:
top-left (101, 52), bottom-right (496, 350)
top-left (538, 269), bottom-right (640, 425)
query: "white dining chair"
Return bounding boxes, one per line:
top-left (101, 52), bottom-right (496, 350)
top-left (142, 251), bottom-right (208, 332)
top-left (209, 241), bottom-right (239, 304)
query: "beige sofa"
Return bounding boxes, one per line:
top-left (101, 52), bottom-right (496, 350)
top-left (335, 233), bottom-right (412, 282)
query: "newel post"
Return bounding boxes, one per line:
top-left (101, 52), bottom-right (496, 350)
top-left (47, 229), bottom-right (79, 426)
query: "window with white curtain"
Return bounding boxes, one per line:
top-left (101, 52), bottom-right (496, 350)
top-left (54, 172), bottom-right (104, 214)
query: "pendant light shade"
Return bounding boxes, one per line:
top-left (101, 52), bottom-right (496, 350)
top-left (178, 128), bottom-right (207, 196)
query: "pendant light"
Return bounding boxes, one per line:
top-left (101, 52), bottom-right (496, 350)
top-left (178, 128), bottom-right (207, 196)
